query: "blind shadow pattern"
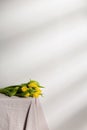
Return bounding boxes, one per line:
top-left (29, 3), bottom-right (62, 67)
top-left (0, 0), bottom-right (87, 130)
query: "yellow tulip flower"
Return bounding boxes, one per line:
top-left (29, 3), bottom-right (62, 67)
top-left (28, 83), bottom-right (38, 88)
top-left (24, 92), bottom-right (30, 97)
top-left (33, 92), bottom-right (40, 98)
top-left (21, 86), bottom-right (28, 92)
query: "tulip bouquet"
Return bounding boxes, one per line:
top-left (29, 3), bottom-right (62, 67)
top-left (0, 80), bottom-right (44, 98)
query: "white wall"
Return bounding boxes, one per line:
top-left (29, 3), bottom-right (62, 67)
top-left (0, 0), bottom-right (87, 130)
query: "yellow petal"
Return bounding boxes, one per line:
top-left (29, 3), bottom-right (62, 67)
top-left (28, 83), bottom-right (38, 88)
top-left (24, 93), bottom-right (30, 97)
top-left (33, 92), bottom-right (39, 98)
top-left (21, 86), bottom-right (28, 92)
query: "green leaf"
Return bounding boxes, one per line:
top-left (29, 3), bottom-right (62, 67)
top-left (29, 80), bottom-right (40, 86)
top-left (38, 86), bottom-right (45, 88)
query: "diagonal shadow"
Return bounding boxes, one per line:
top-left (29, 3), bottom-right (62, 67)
top-left (6, 41), bottom-right (86, 84)
top-left (43, 73), bottom-right (87, 110)
top-left (0, 7), bottom-right (86, 42)
top-left (54, 105), bottom-right (87, 130)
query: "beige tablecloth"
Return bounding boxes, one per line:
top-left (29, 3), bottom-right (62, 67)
top-left (0, 94), bottom-right (49, 130)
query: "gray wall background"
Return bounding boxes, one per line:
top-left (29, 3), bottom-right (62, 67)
top-left (0, 0), bottom-right (87, 130)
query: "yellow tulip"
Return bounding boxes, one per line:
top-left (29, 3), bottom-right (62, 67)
top-left (24, 93), bottom-right (30, 97)
top-left (33, 92), bottom-right (40, 98)
top-left (35, 88), bottom-right (42, 94)
top-left (28, 83), bottom-right (38, 88)
top-left (21, 86), bottom-right (28, 92)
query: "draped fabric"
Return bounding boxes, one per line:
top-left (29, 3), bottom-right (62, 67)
top-left (0, 0), bottom-right (87, 130)
top-left (0, 94), bottom-right (49, 130)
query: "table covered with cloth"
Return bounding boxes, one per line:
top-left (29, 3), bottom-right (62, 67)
top-left (0, 94), bottom-right (49, 130)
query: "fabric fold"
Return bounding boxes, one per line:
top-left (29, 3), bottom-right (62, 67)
top-left (26, 98), bottom-right (49, 130)
top-left (0, 94), bottom-right (49, 130)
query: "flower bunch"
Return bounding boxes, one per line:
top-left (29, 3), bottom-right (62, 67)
top-left (0, 80), bottom-right (44, 98)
